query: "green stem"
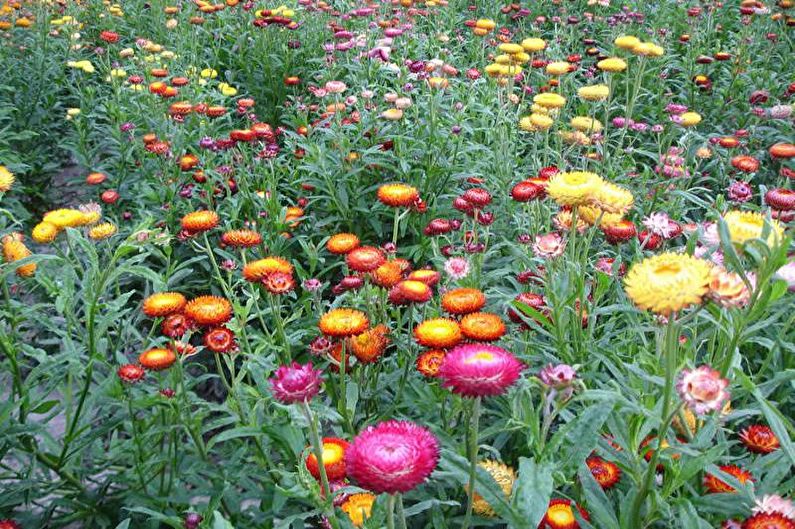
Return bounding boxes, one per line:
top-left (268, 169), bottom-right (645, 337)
top-left (462, 396), bottom-right (482, 529)
top-left (387, 494), bottom-right (397, 529)
top-left (303, 403), bottom-right (340, 528)
top-left (629, 317), bottom-right (679, 526)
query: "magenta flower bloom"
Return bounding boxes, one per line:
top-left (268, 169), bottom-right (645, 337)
top-left (346, 420), bottom-right (439, 494)
top-left (676, 365), bottom-right (729, 415)
top-left (269, 362), bottom-right (323, 404)
top-left (438, 344), bottom-right (523, 397)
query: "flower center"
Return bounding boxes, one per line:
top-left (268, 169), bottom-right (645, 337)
top-left (465, 351), bottom-right (495, 364)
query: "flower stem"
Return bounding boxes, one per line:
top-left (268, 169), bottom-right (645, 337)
top-left (387, 494), bottom-right (397, 529)
top-left (303, 402), bottom-right (339, 528)
top-left (462, 396), bottom-right (482, 529)
top-left (397, 494), bottom-right (408, 529)
top-left (629, 316), bottom-right (679, 526)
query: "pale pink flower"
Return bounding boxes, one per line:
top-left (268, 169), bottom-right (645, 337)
top-left (774, 260), bottom-right (795, 291)
top-left (676, 365), bottom-right (730, 415)
top-left (642, 212), bottom-right (675, 238)
top-left (753, 494), bottom-right (795, 519)
top-left (533, 232), bottom-right (566, 259)
top-left (444, 257), bottom-right (470, 280)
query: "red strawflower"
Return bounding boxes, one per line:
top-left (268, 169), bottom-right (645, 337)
top-left (540, 499), bottom-right (590, 529)
top-left (203, 327), bottom-right (237, 353)
top-left (740, 425), bottom-right (780, 454)
top-left (117, 363), bottom-right (146, 383)
top-left (585, 456), bottom-right (621, 489)
top-left (742, 513), bottom-right (795, 529)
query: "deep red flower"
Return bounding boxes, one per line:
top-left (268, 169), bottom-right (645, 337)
top-left (203, 327), bottom-right (237, 353)
top-left (740, 425), bottom-right (780, 454)
top-left (117, 364), bottom-right (146, 383)
top-left (765, 188), bottom-right (795, 211)
top-left (305, 437), bottom-right (349, 481)
top-left (585, 456), bottom-right (621, 489)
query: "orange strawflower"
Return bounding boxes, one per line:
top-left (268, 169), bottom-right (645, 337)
top-left (138, 348), bottom-right (177, 370)
top-left (142, 292), bottom-right (187, 317)
top-left (326, 233), bottom-right (360, 254)
top-left (460, 312), bottom-right (506, 342)
top-left (184, 295), bottom-right (232, 326)
top-left (319, 308), bottom-right (369, 338)
top-left (441, 288), bottom-right (487, 315)
top-left (181, 210), bottom-right (219, 233)
top-left (414, 318), bottom-right (463, 349)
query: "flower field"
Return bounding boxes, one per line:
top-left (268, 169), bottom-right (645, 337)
top-left (1, 0), bottom-right (795, 527)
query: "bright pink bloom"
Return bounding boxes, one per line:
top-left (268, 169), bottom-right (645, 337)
top-left (269, 362), bottom-right (323, 404)
top-left (438, 344), bottom-right (523, 397)
top-left (345, 420), bottom-right (439, 494)
top-left (444, 257), bottom-right (470, 280)
top-left (676, 365), bottom-right (729, 415)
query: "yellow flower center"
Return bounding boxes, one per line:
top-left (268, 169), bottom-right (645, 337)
top-left (465, 351), bottom-right (495, 363)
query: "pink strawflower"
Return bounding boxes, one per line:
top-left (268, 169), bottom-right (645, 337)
top-left (642, 212), bottom-right (675, 238)
top-left (539, 364), bottom-right (577, 389)
top-left (676, 365), bottom-right (730, 415)
top-left (438, 344), bottom-right (523, 397)
top-left (269, 362), bottom-right (323, 404)
top-left (727, 181), bottom-right (753, 203)
top-left (753, 494), bottom-right (795, 519)
top-left (533, 232), bottom-right (566, 259)
top-left (345, 420), bottom-right (439, 494)
top-left (774, 261), bottom-right (795, 292)
top-left (444, 256), bottom-right (470, 280)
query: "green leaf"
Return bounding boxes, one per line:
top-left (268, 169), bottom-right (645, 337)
top-left (30, 400), bottom-right (59, 415)
top-left (212, 511), bottom-right (235, 529)
top-left (114, 520), bottom-right (131, 529)
top-left (511, 457), bottom-right (553, 529)
top-left (577, 465), bottom-right (619, 529)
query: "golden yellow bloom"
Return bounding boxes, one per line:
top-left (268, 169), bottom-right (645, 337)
top-left (560, 130), bottom-right (591, 146)
top-left (521, 37), bottom-right (546, 52)
top-left (624, 252), bottom-right (713, 315)
top-left (633, 42), bottom-right (664, 57)
top-left (579, 205), bottom-right (624, 227)
top-left (470, 461), bottom-right (516, 517)
top-left (381, 108), bottom-right (403, 121)
top-left (529, 113), bottom-right (554, 130)
top-left (474, 19), bottom-right (496, 30)
top-left (533, 92), bottom-right (566, 109)
top-left (427, 77), bottom-right (449, 89)
top-left (590, 181), bottom-right (634, 214)
top-left (340, 493), bottom-right (376, 527)
top-left (547, 171), bottom-right (603, 207)
top-left (577, 84), bottom-right (610, 101)
top-left (597, 57), bottom-right (627, 73)
top-left (2, 233), bottom-right (35, 277)
top-left (677, 112), bottom-right (702, 127)
top-left (43, 208), bottom-right (89, 228)
top-left (498, 42), bottom-right (523, 54)
top-left (570, 116), bottom-right (603, 133)
top-left (614, 35), bottom-right (640, 50)
top-left (545, 61), bottom-right (571, 76)
top-left (32, 222), bottom-right (59, 244)
top-left (519, 116), bottom-right (535, 131)
top-left (88, 222), bottom-right (117, 240)
top-left (0, 165), bottom-right (14, 192)
top-left (722, 211), bottom-right (784, 247)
